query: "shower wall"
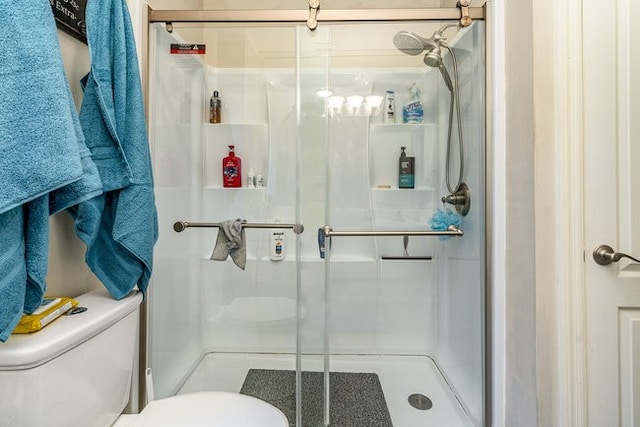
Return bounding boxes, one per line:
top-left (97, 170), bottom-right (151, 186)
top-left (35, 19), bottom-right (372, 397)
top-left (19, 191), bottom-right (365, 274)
top-left (150, 29), bottom-right (206, 397)
top-left (149, 21), bottom-right (484, 423)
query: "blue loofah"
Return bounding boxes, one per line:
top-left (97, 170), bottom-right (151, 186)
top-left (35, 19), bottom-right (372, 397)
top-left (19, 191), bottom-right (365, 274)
top-left (430, 208), bottom-right (461, 240)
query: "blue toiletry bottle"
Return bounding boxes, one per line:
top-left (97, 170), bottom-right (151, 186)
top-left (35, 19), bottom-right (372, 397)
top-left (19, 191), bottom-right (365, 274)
top-left (402, 83), bottom-right (424, 124)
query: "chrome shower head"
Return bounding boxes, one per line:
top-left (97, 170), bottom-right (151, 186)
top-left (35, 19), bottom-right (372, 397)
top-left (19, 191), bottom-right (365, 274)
top-left (392, 31), bottom-right (438, 56)
top-left (393, 23), bottom-right (459, 56)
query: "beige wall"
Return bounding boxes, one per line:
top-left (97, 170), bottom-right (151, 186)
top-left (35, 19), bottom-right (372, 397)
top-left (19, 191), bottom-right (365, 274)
top-left (46, 31), bottom-right (102, 298)
top-left (501, 0), bottom-right (537, 425)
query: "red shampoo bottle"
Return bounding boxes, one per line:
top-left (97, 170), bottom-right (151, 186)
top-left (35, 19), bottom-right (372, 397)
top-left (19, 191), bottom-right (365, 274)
top-left (222, 145), bottom-right (242, 187)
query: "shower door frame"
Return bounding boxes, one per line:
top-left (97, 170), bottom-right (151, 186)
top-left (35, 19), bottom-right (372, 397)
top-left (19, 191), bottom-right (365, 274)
top-left (141, 5), bottom-right (491, 425)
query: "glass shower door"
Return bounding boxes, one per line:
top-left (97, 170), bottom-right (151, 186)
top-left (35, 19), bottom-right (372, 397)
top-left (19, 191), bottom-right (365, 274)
top-left (148, 15), bottom-right (485, 427)
top-left (148, 21), bottom-right (304, 412)
top-left (297, 20), bottom-right (486, 426)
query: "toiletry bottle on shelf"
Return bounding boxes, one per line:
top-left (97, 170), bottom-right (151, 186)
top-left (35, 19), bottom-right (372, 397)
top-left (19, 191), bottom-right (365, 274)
top-left (402, 83), bottom-right (424, 124)
top-left (247, 168), bottom-right (255, 188)
top-left (384, 90), bottom-right (396, 123)
top-left (255, 170), bottom-right (264, 188)
top-left (222, 145), bottom-right (241, 187)
top-left (270, 219), bottom-right (285, 261)
top-left (209, 90), bottom-right (221, 123)
top-left (399, 146), bottom-right (415, 189)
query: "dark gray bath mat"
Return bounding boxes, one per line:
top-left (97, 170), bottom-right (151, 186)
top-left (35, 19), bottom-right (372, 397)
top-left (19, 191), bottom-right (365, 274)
top-left (240, 369), bottom-right (393, 427)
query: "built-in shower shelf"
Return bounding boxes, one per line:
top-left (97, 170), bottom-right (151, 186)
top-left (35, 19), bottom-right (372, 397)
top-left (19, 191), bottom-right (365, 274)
top-left (204, 122), bottom-right (268, 127)
top-left (369, 122), bottom-right (435, 132)
top-left (369, 122), bottom-right (436, 192)
top-left (203, 123), bottom-right (269, 188)
top-left (299, 256), bottom-right (377, 263)
top-left (370, 187), bottom-right (434, 192)
top-left (203, 186), bottom-right (268, 191)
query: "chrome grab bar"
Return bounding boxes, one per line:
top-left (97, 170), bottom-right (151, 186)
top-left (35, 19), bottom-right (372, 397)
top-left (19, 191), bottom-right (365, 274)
top-left (173, 221), bottom-right (305, 234)
top-left (320, 224), bottom-right (463, 238)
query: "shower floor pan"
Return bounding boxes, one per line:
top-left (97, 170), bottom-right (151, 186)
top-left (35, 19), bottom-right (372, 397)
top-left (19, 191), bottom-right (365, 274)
top-left (177, 353), bottom-right (473, 427)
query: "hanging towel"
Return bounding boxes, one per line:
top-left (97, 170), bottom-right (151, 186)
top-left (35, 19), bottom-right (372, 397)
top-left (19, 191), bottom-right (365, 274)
top-left (68, 0), bottom-right (159, 300)
top-left (0, 207), bottom-right (27, 342)
top-left (0, 1), bottom-right (103, 342)
top-left (0, 198), bottom-right (51, 342)
top-left (0, 4), bottom-right (83, 213)
top-left (211, 219), bottom-right (247, 270)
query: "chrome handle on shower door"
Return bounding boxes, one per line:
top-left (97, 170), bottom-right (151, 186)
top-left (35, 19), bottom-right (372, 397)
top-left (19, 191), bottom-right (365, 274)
top-left (592, 244), bottom-right (640, 265)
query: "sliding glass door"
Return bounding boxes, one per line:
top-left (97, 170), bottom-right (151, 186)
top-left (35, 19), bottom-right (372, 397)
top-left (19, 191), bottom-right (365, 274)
top-left (149, 14), bottom-right (485, 426)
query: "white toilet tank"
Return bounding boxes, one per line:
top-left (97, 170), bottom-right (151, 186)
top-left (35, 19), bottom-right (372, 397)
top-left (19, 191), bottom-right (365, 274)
top-left (0, 288), bottom-right (143, 427)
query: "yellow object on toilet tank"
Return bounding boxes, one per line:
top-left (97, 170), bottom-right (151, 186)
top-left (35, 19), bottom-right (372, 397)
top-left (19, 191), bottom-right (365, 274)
top-left (12, 297), bottom-right (78, 334)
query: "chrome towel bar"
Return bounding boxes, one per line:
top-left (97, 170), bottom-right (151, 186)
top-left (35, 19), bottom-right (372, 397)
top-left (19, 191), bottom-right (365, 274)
top-left (173, 221), bottom-right (305, 234)
top-left (320, 224), bottom-right (463, 238)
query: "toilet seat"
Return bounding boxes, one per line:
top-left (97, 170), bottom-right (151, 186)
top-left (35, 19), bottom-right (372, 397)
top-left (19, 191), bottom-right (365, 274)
top-left (113, 391), bottom-right (288, 427)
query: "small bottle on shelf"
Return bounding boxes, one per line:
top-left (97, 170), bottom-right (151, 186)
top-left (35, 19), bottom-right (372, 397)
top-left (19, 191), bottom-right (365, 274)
top-left (384, 90), bottom-right (395, 124)
top-left (247, 168), bottom-right (255, 188)
top-left (255, 170), bottom-right (264, 188)
top-left (209, 90), bottom-right (221, 123)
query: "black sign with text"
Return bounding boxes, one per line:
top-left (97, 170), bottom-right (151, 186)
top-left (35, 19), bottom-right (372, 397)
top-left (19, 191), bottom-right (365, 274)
top-left (50, 0), bottom-right (87, 44)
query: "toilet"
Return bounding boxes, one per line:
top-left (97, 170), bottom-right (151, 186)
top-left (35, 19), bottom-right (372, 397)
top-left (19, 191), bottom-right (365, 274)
top-left (0, 288), bottom-right (288, 427)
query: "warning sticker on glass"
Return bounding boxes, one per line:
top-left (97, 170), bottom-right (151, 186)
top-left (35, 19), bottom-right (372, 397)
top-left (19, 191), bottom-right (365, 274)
top-left (170, 43), bottom-right (206, 54)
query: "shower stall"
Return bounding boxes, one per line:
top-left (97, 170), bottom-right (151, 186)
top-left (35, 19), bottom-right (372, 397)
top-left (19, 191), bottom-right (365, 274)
top-left (146, 6), bottom-right (486, 426)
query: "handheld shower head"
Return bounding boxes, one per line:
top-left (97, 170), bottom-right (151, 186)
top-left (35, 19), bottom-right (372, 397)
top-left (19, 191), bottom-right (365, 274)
top-left (423, 46), bottom-right (454, 91)
top-left (423, 46), bottom-right (441, 67)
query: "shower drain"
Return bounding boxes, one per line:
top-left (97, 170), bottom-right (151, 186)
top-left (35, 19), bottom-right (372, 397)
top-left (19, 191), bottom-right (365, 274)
top-left (408, 393), bottom-right (433, 410)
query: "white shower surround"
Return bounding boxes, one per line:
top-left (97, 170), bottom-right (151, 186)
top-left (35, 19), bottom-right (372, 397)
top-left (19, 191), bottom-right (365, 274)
top-left (148, 20), bottom-right (485, 426)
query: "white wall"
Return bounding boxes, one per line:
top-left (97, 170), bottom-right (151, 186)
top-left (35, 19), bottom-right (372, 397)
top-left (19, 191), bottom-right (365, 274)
top-left (496, 0), bottom-right (538, 425)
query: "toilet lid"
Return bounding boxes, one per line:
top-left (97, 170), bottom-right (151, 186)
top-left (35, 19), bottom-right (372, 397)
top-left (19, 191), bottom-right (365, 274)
top-left (125, 392), bottom-right (288, 427)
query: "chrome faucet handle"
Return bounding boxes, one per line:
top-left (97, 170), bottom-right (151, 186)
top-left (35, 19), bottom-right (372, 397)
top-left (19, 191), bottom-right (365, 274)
top-left (592, 244), bottom-right (640, 266)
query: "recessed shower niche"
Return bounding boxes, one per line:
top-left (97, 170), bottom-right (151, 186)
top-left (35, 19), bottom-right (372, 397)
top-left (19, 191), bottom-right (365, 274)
top-left (148, 8), bottom-right (485, 427)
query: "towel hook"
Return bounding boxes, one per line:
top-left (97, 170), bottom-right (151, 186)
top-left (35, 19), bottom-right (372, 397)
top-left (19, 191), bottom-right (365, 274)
top-left (165, 22), bottom-right (173, 33)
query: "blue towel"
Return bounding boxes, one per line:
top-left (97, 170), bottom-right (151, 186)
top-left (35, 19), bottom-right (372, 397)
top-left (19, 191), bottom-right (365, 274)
top-left (0, 198), bottom-right (53, 342)
top-left (0, 207), bottom-right (27, 342)
top-left (0, 2), bottom-right (86, 213)
top-left (69, 0), bottom-right (158, 299)
top-left (0, 1), bottom-right (103, 342)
